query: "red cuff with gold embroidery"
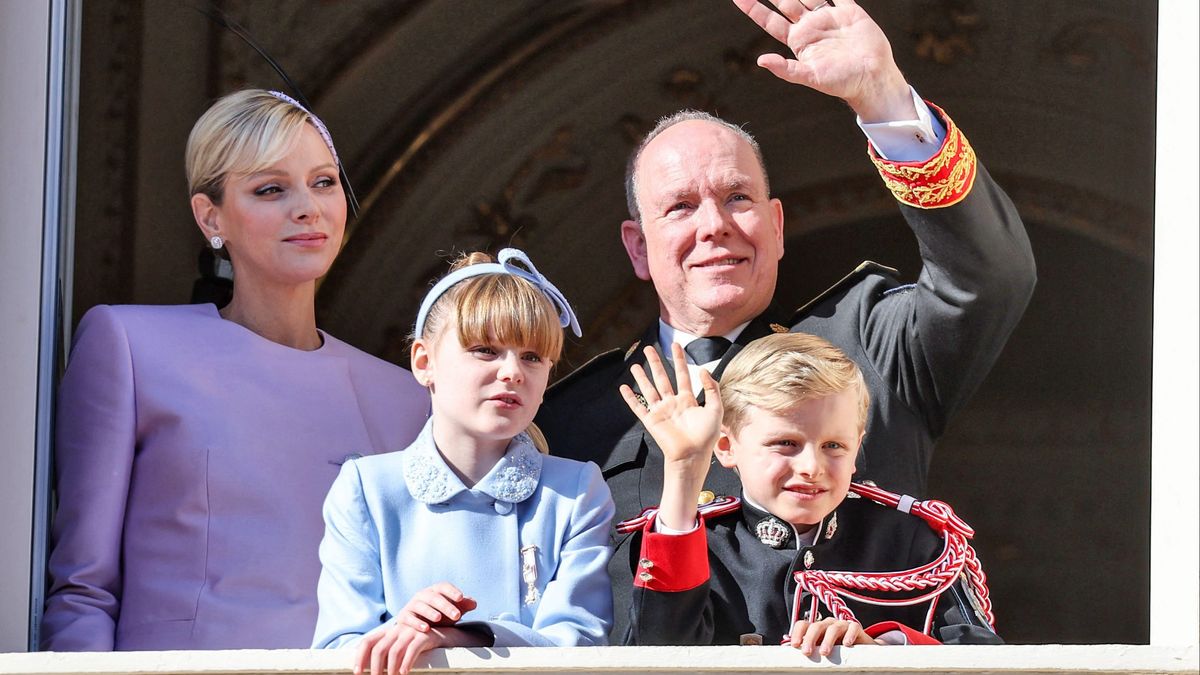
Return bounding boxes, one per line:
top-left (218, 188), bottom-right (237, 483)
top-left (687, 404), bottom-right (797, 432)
top-left (632, 515), bottom-right (710, 592)
top-left (865, 621), bottom-right (942, 646)
top-left (867, 102), bottom-right (977, 209)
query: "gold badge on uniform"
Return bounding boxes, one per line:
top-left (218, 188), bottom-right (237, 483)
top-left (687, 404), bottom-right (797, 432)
top-left (624, 341), bottom-right (641, 360)
top-left (697, 490), bottom-right (716, 506)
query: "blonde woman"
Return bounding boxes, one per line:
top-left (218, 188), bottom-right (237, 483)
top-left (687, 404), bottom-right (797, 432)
top-left (41, 90), bottom-right (429, 651)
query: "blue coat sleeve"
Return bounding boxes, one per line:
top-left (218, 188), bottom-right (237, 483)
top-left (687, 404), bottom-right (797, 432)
top-left (483, 462), bottom-right (615, 647)
top-left (41, 306), bottom-right (136, 651)
top-left (312, 460), bottom-right (387, 648)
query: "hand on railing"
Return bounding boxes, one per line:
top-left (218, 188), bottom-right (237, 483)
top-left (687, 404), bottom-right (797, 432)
top-left (355, 583), bottom-right (481, 675)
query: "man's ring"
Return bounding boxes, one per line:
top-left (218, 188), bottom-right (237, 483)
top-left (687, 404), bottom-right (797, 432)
top-left (801, 0), bottom-right (835, 9)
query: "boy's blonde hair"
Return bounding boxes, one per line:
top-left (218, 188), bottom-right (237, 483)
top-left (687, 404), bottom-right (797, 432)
top-left (719, 332), bottom-right (869, 434)
top-left (186, 89), bottom-right (323, 203)
top-left (416, 252), bottom-right (564, 363)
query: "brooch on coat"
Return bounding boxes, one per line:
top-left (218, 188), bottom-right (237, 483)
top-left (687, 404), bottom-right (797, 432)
top-left (520, 545), bottom-right (540, 606)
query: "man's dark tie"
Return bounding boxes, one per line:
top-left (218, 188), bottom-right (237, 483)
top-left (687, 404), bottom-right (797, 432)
top-left (683, 336), bottom-right (732, 365)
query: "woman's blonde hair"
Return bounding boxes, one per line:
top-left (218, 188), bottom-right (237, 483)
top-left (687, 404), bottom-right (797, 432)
top-left (719, 332), bottom-right (869, 434)
top-left (185, 89), bottom-right (325, 203)
top-left (417, 251), bottom-right (565, 363)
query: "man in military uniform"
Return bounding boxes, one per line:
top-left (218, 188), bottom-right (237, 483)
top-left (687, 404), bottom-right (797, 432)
top-left (536, 0), bottom-right (1035, 641)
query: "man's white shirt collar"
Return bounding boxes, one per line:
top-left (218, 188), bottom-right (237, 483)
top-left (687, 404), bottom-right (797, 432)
top-left (657, 319), bottom-right (750, 395)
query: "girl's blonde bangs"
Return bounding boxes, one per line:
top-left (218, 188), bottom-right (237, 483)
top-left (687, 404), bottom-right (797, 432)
top-left (452, 275), bottom-right (563, 361)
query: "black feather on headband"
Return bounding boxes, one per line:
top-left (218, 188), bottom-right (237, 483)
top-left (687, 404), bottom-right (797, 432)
top-left (194, 3), bottom-right (361, 218)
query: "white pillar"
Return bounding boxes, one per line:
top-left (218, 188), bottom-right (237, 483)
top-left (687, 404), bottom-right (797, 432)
top-left (1151, 0), bottom-right (1200, 649)
top-left (0, 0), bottom-right (51, 653)
top-left (0, 0), bottom-right (74, 653)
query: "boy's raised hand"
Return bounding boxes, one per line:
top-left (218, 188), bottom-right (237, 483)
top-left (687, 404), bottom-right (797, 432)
top-left (620, 343), bottom-right (722, 467)
top-left (620, 343), bottom-right (723, 530)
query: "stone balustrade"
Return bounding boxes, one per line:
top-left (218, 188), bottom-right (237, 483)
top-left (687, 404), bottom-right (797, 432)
top-left (1, 644), bottom-right (1197, 675)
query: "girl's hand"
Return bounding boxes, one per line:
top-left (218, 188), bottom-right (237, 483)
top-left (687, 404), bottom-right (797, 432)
top-left (355, 622), bottom-right (447, 675)
top-left (619, 343), bottom-right (723, 468)
top-left (392, 582), bottom-right (477, 633)
top-left (788, 617), bottom-right (878, 656)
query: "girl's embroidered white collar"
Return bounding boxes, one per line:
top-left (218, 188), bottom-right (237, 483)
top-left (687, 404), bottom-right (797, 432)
top-left (402, 419), bottom-right (542, 505)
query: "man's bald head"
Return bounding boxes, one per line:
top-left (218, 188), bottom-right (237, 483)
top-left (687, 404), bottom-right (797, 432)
top-left (625, 110), bottom-right (771, 222)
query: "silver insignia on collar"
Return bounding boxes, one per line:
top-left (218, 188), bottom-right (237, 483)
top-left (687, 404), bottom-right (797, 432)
top-left (755, 515), bottom-right (792, 549)
top-left (824, 513), bottom-right (838, 540)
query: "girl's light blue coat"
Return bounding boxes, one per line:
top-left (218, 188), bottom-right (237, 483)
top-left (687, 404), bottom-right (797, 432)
top-left (313, 420), bottom-right (615, 648)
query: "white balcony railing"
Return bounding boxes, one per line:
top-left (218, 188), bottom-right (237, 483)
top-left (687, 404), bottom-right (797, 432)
top-left (1, 645), bottom-right (1197, 675)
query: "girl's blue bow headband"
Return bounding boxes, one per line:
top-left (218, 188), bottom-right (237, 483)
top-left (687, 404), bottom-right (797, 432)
top-left (414, 248), bottom-right (582, 339)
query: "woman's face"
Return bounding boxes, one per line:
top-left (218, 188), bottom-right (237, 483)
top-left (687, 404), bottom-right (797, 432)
top-left (206, 124), bottom-right (346, 289)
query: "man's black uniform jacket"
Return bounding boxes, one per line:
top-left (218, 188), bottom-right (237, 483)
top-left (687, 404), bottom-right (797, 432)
top-left (536, 114), bottom-right (1036, 642)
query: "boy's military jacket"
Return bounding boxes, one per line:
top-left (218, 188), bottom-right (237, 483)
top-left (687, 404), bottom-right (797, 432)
top-left (625, 494), bottom-right (1002, 646)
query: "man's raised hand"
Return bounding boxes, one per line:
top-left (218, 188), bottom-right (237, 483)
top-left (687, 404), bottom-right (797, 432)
top-left (730, 0), bottom-right (915, 122)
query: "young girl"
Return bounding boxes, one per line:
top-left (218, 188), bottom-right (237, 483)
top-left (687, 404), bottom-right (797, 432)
top-left (312, 249), bottom-right (615, 675)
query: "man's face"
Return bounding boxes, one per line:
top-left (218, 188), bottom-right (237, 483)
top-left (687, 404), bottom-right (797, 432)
top-left (621, 120), bottom-right (785, 336)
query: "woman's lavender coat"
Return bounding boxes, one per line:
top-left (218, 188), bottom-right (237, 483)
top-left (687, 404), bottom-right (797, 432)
top-left (41, 303), bottom-right (429, 651)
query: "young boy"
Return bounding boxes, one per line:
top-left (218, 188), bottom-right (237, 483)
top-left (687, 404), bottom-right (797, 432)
top-left (618, 333), bottom-right (1001, 653)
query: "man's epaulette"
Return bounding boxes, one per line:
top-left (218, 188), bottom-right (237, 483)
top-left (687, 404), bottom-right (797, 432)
top-left (788, 260), bottom-right (900, 323)
top-left (868, 101), bottom-right (977, 209)
top-left (615, 494), bottom-right (741, 534)
top-left (623, 338), bottom-right (643, 361)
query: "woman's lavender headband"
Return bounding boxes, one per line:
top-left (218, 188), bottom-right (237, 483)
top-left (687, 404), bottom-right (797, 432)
top-left (266, 90), bottom-right (339, 167)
